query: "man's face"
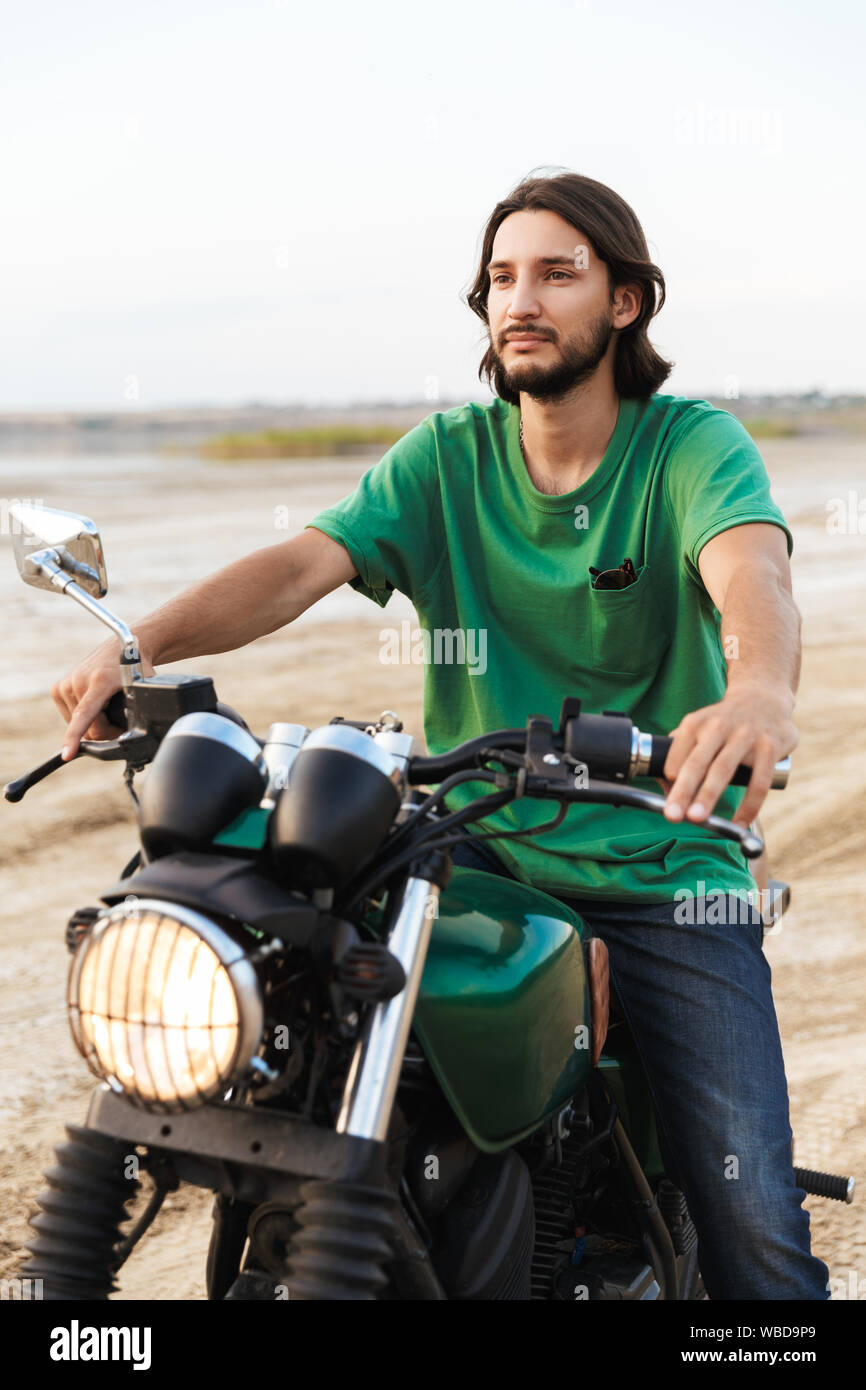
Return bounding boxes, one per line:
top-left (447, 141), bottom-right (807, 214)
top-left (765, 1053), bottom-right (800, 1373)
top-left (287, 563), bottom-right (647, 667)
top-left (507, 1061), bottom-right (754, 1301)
top-left (485, 208), bottom-right (623, 403)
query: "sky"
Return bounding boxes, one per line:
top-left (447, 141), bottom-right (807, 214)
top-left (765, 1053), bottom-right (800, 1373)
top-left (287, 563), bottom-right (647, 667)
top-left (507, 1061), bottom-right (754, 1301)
top-left (1, 0), bottom-right (863, 410)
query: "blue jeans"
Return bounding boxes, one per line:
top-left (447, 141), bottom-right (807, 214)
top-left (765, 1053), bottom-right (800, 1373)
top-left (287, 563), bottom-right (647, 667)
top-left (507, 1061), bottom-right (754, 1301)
top-left (448, 835), bottom-right (830, 1301)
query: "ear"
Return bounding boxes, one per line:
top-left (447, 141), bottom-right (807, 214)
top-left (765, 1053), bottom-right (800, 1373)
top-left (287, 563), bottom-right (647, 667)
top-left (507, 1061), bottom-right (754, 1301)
top-left (612, 283), bottom-right (642, 330)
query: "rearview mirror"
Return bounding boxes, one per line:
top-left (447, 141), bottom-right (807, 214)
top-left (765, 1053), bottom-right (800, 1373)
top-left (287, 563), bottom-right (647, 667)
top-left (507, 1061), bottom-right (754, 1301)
top-left (9, 504), bottom-right (108, 598)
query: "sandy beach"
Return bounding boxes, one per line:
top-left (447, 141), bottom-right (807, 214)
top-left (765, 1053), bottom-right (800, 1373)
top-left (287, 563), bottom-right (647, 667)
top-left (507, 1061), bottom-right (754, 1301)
top-left (1, 433), bottom-right (864, 1299)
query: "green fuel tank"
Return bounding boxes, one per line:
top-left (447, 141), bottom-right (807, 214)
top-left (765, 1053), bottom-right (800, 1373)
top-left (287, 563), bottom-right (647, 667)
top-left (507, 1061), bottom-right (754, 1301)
top-left (411, 867), bottom-right (593, 1153)
top-left (212, 810), bottom-right (662, 1176)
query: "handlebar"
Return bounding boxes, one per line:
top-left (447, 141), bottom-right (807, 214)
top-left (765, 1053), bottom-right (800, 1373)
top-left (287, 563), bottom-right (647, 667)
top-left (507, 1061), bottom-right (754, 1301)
top-left (646, 734), bottom-right (790, 790)
top-left (4, 689), bottom-right (790, 827)
top-left (395, 702), bottom-right (790, 863)
top-left (103, 689), bottom-right (128, 727)
top-left (339, 707), bottom-right (783, 909)
top-left (4, 686), bottom-right (257, 804)
top-left (408, 712), bottom-right (791, 792)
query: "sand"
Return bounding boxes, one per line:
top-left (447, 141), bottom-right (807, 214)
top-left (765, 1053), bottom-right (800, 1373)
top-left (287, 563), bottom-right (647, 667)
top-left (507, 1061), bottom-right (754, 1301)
top-left (0, 434), bottom-right (863, 1299)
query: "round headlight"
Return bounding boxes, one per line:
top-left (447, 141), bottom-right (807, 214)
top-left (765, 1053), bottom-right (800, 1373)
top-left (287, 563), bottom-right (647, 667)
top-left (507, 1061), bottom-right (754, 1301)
top-left (68, 899), bottom-right (264, 1113)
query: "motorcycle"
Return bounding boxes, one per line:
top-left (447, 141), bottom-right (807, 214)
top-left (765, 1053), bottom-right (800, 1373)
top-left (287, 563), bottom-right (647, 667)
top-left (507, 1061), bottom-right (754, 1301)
top-left (5, 502), bottom-right (855, 1301)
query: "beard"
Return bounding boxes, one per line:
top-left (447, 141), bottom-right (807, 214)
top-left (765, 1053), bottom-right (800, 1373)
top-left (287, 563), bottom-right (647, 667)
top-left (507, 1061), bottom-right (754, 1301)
top-left (490, 308), bottom-right (614, 403)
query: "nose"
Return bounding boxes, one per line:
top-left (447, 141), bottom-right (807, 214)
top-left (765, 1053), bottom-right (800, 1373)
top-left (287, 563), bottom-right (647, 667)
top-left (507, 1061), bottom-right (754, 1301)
top-left (501, 274), bottom-right (544, 322)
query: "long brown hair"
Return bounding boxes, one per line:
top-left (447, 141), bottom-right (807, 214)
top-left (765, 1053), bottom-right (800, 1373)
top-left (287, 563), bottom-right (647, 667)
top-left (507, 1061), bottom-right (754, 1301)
top-left (464, 168), bottom-right (673, 402)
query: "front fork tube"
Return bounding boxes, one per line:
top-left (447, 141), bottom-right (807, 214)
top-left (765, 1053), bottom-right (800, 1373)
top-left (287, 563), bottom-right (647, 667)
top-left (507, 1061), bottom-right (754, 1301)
top-left (336, 875), bottom-right (440, 1141)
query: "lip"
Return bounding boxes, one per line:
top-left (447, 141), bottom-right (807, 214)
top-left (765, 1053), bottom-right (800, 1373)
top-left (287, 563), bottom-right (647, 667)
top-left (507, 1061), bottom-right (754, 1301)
top-left (507, 336), bottom-right (548, 347)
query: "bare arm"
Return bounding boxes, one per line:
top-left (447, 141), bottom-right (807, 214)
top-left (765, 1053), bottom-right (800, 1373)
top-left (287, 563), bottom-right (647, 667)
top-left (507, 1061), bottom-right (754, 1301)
top-left (662, 523), bottom-right (801, 827)
top-left (700, 522), bottom-right (801, 699)
top-left (53, 528), bottom-right (357, 757)
top-left (133, 528), bottom-right (357, 663)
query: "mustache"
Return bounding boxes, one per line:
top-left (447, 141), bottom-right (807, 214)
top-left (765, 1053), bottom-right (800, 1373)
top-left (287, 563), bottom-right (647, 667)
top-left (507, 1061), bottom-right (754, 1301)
top-left (502, 331), bottom-right (554, 344)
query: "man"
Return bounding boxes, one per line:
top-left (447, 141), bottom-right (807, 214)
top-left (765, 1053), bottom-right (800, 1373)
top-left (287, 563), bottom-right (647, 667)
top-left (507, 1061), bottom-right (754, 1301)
top-left (54, 171), bottom-right (827, 1300)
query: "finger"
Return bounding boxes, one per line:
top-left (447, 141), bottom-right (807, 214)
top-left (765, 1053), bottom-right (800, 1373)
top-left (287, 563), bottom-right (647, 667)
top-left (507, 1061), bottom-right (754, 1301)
top-left (683, 734), bottom-right (756, 821)
top-left (732, 740), bottom-right (778, 827)
top-left (662, 722), bottom-right (697, 781)
top-left (51, 681), bottom-right (74, 723)
top-left (62, 693), bottom-right (113, 759)
top-left (83, 713), bottom-right (116, 742)
top-left (664, 724), bottom-right (728, 820)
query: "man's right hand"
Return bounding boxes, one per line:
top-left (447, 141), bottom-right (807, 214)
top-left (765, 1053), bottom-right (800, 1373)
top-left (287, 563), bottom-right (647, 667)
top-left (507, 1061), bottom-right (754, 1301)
top-left (50, 529), bottom-right (356, 761)
top-left (52, 640), bottom-right (157, 760)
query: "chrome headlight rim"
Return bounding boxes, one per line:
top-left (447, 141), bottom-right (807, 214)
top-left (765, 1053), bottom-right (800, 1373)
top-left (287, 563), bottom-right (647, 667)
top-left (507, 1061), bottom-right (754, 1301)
top-left (68, 897), bottom-right (265, 1115)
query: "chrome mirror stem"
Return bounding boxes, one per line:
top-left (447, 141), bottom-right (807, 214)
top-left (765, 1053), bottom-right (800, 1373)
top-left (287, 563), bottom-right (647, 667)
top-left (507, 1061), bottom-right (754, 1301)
top-left (27, 550), bottom-right (142, 683)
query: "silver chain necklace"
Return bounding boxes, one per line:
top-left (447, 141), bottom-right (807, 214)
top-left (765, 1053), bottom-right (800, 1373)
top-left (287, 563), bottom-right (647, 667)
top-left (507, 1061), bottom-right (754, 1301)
top-left (519, 416), bottom-right (526, 460)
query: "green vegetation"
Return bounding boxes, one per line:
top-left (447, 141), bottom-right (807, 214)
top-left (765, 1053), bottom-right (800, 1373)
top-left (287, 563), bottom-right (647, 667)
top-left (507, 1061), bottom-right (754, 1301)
top-left (192, 398), bottom-right (866, 461)
top-left (199, 424), bottom-right (407, 459)
top-left (740, 417), bottom-right (802, 439)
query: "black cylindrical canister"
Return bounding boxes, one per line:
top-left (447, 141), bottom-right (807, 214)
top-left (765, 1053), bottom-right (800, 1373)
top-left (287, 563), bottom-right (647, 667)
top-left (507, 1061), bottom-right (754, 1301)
top-left (138, 712), bottom-right (267, 858)
top-left (269, 724), bottom-right (402, 890)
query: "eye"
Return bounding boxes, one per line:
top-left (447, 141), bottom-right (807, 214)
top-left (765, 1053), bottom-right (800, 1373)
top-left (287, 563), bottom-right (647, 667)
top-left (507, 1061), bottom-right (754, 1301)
top-left (491, 271), bottom-right (573, 285)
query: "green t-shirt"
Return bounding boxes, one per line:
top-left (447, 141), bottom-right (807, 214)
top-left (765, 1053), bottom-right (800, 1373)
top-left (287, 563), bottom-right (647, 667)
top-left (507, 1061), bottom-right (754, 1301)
top-left (306, 393), bottom-right (793, 904)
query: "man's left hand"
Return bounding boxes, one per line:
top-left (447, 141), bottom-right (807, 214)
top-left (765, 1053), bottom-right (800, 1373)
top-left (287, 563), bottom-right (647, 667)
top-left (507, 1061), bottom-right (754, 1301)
top-left (661, 683), bottom-right (798, 828)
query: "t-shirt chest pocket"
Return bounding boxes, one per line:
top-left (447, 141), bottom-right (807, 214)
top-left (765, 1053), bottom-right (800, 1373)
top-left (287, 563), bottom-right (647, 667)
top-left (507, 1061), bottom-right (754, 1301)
top-left (587, 562), bottom-right (671, 676)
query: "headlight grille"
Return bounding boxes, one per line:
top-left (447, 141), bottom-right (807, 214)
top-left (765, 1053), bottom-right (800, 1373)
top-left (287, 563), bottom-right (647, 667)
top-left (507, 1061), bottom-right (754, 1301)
top-left (68, 899), bottom-right (264, 1113)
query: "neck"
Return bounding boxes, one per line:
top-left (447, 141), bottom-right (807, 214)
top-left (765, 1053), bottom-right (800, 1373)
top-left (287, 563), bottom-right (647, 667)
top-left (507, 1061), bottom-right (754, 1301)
top-left (518, 377), bottom-right (621, 493)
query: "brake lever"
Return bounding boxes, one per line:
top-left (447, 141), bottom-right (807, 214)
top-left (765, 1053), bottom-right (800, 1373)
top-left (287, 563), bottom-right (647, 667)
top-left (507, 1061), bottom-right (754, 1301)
top-left (633, 787), bottom-right (763, 857)
top-left (78, 729), bottom-right (156, 763)
top-left (4, 729), bottom-right (157, 803)
top-left (4, 750), bottom-right (71, 802)
top-left (494, 772), bottom-right (765, 859)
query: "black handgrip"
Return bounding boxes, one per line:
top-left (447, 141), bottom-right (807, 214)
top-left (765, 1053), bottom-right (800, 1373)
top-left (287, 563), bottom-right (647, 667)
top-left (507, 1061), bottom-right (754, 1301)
top-left (647, 735), bottom-right (790, 789)
top-left (103, 689), bottom-right (128, 728)
top-left (215, 702), bottom-right (253, 735)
